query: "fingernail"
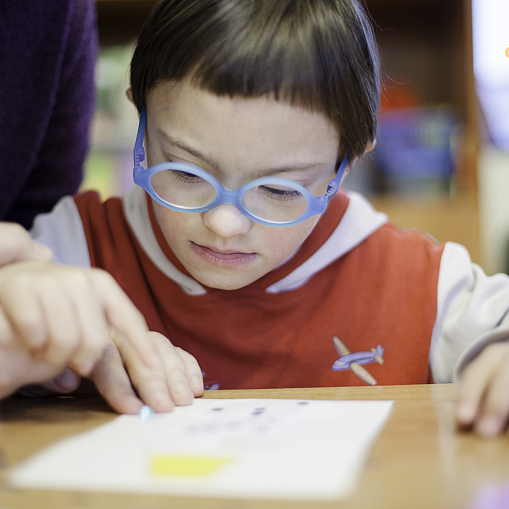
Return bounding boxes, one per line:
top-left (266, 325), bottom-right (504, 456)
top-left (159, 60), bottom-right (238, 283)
top-left (54, 368), bottom-right (81, 391)
top-left (478, 416), bottom-right (501, 437)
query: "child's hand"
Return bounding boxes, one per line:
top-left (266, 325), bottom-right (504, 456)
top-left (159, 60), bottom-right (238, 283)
top-left (456, 342), bottom-right (509, 437)
top-left (0, 261), bottom-right (161, 377)
top-left (89, 330), bottom-right (204, 413)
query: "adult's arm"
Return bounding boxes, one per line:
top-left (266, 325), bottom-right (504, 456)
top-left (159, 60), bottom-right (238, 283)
top-left (0, 0), bottom-right (98, 228)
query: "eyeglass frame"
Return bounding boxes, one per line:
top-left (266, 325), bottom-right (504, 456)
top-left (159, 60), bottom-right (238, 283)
top-left (133, 104), bottom-right (348, 227)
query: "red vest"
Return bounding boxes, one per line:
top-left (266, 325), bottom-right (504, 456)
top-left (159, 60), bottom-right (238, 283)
top-left (75, 191), bottom-right (443, 389)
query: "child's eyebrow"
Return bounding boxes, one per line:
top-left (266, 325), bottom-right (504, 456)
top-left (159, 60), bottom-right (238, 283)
top-left (156, 128), bottom-right (331, 178)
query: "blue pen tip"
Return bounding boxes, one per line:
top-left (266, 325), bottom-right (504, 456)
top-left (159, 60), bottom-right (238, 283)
top-left (139, 405), bottom-right (154, 422)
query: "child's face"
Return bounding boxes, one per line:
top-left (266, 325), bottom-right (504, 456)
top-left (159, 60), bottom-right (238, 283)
top-left (145, 79), bottom-right (340, 290)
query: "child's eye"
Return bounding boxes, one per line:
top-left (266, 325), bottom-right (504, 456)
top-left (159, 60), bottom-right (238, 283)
top-left (259, 185), bottom-right (302, 201)
top-left (173, 170), bottom-right (204, 183)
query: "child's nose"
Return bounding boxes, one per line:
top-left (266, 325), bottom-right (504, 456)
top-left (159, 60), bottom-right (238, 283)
top-left (202, 204), bottom-right (252, 238)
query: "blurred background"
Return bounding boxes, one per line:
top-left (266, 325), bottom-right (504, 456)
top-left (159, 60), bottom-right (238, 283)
top-left (86, 0), bottom-right (509, 275)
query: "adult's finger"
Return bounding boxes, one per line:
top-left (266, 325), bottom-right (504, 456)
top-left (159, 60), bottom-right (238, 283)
top-left (60, 270), bottom-right (111, 375)
top-left (0, 266), bottom-right (49, 349)
top-left (0, 306), bottom-right (15, 345)
top-left (0, 222), bottom-right (52, 266)
top-left (34, 277), bottom-right (82, 366)
top-left (0, 345), bottom-right (68, 398)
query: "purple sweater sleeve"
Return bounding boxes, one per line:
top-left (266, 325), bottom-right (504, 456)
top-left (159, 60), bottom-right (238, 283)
top-left (0, 0), bottom-right (98, 229)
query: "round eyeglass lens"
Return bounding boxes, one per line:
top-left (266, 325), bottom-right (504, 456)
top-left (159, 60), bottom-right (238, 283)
top-left (151, 169), bottom-right (217, 208)
top-left (242, 183), bottom-right (308, 222)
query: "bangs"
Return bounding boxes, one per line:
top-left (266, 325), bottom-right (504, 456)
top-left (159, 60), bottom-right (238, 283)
top-left (131, 0), bottom-right (380, 160)
top-left (189, 1), bottom-right (321, 105)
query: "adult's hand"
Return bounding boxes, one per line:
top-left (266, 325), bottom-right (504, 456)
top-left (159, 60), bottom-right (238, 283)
top-left (0, 221), bottom-right (163, 398)
top-left (0, 221), bottom-right (53, 266)
top-left (0, 261), bottom-right (161, 376)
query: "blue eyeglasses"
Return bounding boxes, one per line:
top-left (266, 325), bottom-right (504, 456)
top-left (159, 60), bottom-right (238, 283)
top-left (133, 105), bottom-right (348, 227)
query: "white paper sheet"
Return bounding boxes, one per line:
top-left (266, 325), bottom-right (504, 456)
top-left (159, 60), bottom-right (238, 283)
top-left (8, 398), bottom-right (393, 500)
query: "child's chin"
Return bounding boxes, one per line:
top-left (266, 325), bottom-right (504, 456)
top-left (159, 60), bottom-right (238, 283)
top-left (194, 271), bottom-right (263, 291)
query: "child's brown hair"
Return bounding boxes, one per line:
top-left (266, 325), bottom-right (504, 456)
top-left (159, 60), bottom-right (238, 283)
top-left (130, 0), bottom-right (380, 162)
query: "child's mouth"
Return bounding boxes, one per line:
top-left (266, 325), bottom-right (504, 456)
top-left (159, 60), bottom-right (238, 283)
top-left (190, 242), bottom-right (257, 268)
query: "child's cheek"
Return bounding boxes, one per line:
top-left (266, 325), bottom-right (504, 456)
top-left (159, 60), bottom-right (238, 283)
top-left (262, 217), bottom-right (319, 265)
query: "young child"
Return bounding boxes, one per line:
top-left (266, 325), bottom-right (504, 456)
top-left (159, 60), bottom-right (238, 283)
top-left (29, 0), bottom-right (509, 437)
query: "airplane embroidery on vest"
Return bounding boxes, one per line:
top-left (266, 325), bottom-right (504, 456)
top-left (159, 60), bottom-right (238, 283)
top-left (332, 336), bottom-right (384, 386)
top-left (201, 370), bottom-right (220, 391)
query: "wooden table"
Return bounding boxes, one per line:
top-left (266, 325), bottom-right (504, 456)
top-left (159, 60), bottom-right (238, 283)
top-left (0, 384), bottom-right (508, 509)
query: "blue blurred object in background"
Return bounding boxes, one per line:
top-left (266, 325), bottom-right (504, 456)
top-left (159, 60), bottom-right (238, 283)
top-left (375, 107), bottom-right (461, 196)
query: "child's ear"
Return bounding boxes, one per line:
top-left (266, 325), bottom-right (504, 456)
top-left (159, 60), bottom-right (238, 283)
top-left (126, 87), bottom-right (134, 104)
top-left (364, 139), bottom-right (377, 153)
top-left (342, 139), bottom-right (376, 175)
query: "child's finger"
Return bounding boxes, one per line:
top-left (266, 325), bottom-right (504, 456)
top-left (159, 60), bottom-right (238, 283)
top-left (111, 330), bottom-right (175, 413)
top-left (473, 345), bottom-right (509, 437)
top-left (90, 270), bottom-right (161, 371)
top-left (456, 343), bottom-right (507, 427)
top-left (149, 334), bottom-right (196, 405)
top-left (91, 343), bottom-right (145, 414)
top-left (175, 346), bottom-right (204, 396)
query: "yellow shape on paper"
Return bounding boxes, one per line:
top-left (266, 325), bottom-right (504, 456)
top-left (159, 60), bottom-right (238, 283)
top-left (151, 455), bottom-right (230, 477)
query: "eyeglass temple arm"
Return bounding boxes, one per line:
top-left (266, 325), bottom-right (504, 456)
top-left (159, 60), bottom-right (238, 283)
top-left (325, 157), bottom-right (349, 203)
top-left (134, 104), bottom-right (147, 168)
